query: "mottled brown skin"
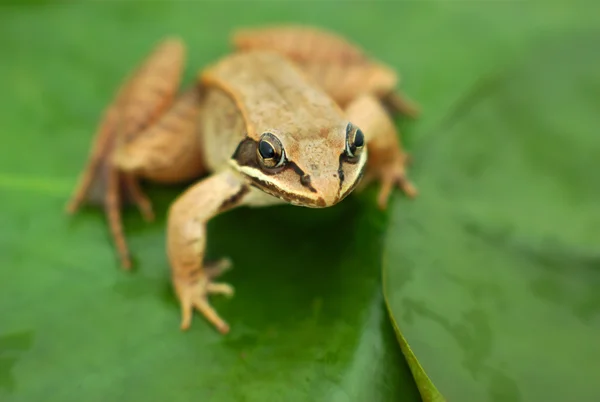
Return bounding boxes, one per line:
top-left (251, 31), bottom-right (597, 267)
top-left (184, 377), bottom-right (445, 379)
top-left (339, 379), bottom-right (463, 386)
top-left (66, 38), bottom-right (189, 269)
top-left (114, 89), bottom-right (205, 183)
top-left (232, 24), bottom-right (420, 118)
top-left (200, 51), bottom-right (366, 207)
top-left (232, 25), bottom-right (369, 63)
top-left (67, 28), bottom-right (420, 334)
top-left (230, 24), bottom-right (420, 209)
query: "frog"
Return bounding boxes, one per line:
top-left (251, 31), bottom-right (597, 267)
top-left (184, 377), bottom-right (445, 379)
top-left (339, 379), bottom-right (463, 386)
top-left (65, 29), bottom-right (419, 334)
top-left (230, 24), bottom-right (420, 205)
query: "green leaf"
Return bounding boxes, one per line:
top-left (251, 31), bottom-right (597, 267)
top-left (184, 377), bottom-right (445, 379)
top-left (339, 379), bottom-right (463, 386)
top-left (2, 1), bottom-right (599, 401)
top-left (1, 188), bottom-right (422, 402)
top-left (385, 30), bottom-right (600, 401)
top-left (0, 2), bottom-right (425, 401)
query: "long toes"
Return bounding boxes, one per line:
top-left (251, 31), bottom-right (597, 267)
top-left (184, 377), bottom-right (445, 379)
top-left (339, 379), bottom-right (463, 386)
top-left (377, 180), bottom-right (394, 210)
top-left (124, 174), bottom-right (155, 222)
top-left (205, 258), bottom-right (233, 278)
top-left (398, 176), bottom-right (418, 198)
top-left (180, 298), bottom-right (193, 331)
top-left (207, 282), bottom-right (234, 298)
top-left (137, 198), bottom-right (155, 222)
top-left (192, 298), bottom-right (230, 334)
top-left (105, 204), bottom-right (132, 270)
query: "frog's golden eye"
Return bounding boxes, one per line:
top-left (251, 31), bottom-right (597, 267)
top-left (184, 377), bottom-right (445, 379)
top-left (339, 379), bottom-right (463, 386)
top-left (257, 132), bottom-right (286, 169)
top-left (345, 123), bottom-right (365, 159)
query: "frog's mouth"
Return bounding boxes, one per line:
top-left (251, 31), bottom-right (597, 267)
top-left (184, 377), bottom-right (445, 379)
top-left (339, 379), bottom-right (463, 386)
top-left (230, 152), bottom-right (331, 208)
top-left (248, 177), bottom-right (327, 208)
top-left (336, 163), bottom-right (365, 203)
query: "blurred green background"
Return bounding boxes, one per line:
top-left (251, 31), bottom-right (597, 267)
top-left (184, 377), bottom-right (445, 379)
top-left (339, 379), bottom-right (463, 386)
top-left (1, 1), bottom-right (599, 401)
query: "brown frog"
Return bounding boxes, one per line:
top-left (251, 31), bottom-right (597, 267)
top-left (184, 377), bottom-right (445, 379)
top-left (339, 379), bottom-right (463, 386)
top-left (66, 26), bottom-right (419, 334)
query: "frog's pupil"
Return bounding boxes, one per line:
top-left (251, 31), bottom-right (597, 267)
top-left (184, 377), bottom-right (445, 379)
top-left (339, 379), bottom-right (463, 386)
top-left (259, 140), bottom-right (275, 159)
top-left (354, 129), bottom-right (364, 148)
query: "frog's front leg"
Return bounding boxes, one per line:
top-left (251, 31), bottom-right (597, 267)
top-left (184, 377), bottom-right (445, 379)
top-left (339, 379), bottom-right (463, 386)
top-left (346, 95), bottom-right (418, 209)
top-left (167, 169), bottom-right (249, 334)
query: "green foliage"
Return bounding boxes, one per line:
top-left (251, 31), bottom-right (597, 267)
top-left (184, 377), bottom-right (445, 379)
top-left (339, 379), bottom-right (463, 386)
top-left (385, 34), bottom-right (600, 401)
top-left (1, 1), bottom-right (598, 401)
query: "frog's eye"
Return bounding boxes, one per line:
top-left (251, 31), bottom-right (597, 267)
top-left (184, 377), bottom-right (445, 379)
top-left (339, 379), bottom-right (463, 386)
top-left (345, 123), bottom-right (365, 159)
top-left (257, 132), bottom-right (286, 169)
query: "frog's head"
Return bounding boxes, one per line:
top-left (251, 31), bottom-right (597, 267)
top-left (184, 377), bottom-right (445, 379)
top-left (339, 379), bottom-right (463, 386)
top-left (230, 122), bottom-right (367, 208)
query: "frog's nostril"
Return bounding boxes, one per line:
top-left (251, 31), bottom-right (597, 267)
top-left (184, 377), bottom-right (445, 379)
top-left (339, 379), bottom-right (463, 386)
top-left (300, 174), bottom-right (312, 188)
top-left (299, 173), bottom-right (319, 194)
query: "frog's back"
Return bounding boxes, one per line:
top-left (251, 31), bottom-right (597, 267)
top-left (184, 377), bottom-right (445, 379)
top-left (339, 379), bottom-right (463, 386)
top-left (200, 50), bottom-right (346, 142)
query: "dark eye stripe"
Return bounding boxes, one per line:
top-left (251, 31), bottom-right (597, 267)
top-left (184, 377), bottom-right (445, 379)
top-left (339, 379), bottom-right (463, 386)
top-left (231, 135), bottom-right (316, 193)
top-left (337, 152), bottom-right (346, 196)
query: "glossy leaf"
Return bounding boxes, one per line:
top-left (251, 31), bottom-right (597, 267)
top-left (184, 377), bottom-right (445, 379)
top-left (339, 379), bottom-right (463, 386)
top-left (2, 1), bottom-right (598, 401)
top-left (0, 2), bottom-right (425, 401)
top-left (385, 29), bottom-right (600, 402)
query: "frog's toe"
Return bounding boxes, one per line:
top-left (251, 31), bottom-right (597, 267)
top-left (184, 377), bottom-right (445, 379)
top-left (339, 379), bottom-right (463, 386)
top-left (376, 161), bottom-right (418, 210)
top-left (122, 173), bottom-right (155, 222)
top-left (207, 282), bottom-right (235, 298)
top-left (383, 91), bottom-right (421, 119)
top-left (175, 272), bottom-right (233, 334)
top-left (204, 257), bottom-right (233, 279)
top-left (396, 173), bottom-right (418, 199)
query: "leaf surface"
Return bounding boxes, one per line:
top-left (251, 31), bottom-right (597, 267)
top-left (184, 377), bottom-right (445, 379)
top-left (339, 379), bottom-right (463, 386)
top-left (385, 32), bottom-right (600, 402)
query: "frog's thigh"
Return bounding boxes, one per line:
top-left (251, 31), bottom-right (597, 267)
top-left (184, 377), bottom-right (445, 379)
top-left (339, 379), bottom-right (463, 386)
top-left (167, 170), bottom-right (249, 334)
top-left (114, 89), bottom-right (206, 184)
top-left (344, 95), bottom-right (417, 208)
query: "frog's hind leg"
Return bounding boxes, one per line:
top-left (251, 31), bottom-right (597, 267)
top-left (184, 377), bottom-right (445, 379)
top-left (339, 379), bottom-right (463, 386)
top-left (66, 95), bottom-right (139, 269)
top-left (66, 37), bottom-right (188, 269)
top-left (345, 94), bottom-right (417, 209)
top-left (106, 88), bottom-right (206, 270)
top-left (113, 88), bottom-right (205, 184)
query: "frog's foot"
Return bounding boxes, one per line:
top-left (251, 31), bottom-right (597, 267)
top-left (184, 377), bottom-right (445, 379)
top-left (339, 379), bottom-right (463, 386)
top-left (175, 258), bottom-right (234, 334)
top-left (344, 94), bottom-right (418, 209)
top-left (123, 173), bottom-right (155, 222)
top-left (105, 169), bottom-right (155, 269)
top-left (66, 129), bottom-right (156, 270)
top-left (366, 153), bottom-right (418, 210)
top-left (383, 91), bottom-right (421, 119)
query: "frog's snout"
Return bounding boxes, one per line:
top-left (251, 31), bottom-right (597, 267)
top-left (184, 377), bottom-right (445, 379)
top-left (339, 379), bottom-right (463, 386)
top-left (304, 173), bottom-right (344, 208)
